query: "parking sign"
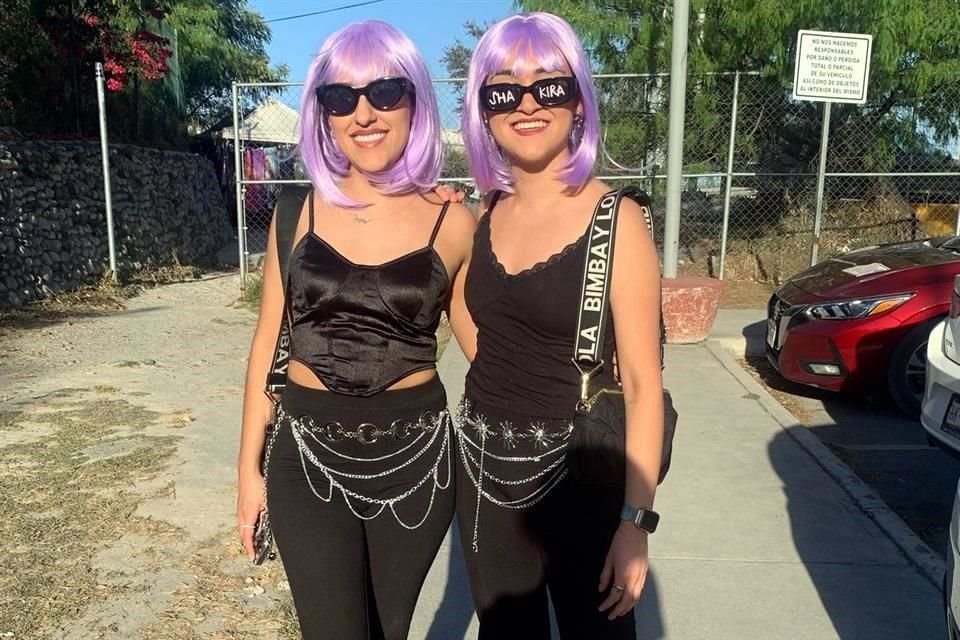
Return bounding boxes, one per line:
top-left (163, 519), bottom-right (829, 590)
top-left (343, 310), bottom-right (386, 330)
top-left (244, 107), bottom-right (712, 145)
top-left (793, 30), bottom-right (873, 104)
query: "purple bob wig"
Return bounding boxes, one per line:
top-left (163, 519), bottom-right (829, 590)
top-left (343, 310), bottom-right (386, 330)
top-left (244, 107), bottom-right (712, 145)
top-left (298, 20), bottom-right (443, 207)
top-left (462, 12), bottom-right (600, 193)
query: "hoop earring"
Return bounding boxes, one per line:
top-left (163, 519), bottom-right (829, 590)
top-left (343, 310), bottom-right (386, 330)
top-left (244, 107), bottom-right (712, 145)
top-left (569, 113), bottom-right (585, 148)
top-left (486, 126), bottom-right (506, 161)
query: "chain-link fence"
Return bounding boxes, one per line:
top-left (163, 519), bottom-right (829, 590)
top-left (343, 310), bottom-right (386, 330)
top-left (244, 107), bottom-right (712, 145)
top-left (232, 73), bottom-right (960, 285)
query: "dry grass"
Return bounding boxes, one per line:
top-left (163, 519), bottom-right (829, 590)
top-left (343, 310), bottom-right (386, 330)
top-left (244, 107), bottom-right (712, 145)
top-left (679, 193), bottom-right (922, 285)
top-left (0, 391), bottom-right (301, 637)
top-left (239, 269), bottom-right (265, 312)
top-left (0, 261), bottom-right (207, 338)
top-left (0, 388), bottom-right (182, 638)
top-left (720, 280), bottom-right (775, 309)
top-left (138, 533), bottom-right (299, 640)
top-left (737, 356), bottom-right (818, 425)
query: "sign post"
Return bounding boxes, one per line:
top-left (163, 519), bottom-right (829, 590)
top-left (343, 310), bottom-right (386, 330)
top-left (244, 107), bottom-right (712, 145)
top-left (792, 30), bottom-right (872, 266)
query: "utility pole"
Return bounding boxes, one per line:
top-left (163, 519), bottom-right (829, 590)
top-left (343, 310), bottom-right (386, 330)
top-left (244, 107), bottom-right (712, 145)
top-left (662, 0), bottom-right (690, 278)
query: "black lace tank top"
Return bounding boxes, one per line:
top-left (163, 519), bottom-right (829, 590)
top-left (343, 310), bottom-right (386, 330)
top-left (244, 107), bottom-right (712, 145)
top-left (287, 199), bottom-right (450, 396)
top-left (465, 195), bottom-right (617, 418)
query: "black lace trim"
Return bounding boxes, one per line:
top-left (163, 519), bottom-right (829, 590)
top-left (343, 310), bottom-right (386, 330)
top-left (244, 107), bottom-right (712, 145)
top-left (481, 215), bottom-right (588, 281)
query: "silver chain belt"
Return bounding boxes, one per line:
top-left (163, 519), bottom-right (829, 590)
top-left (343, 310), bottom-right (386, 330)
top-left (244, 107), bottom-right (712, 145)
top-left (276, 403), bottom-right (453, 530)
top-left (453, 397), bottom-right (573, 551)
top-left (275, 403), bottom-right (447, 445)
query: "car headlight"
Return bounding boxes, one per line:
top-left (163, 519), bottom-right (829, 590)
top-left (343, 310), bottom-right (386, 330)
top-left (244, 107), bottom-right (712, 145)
top-left (805, 293), bottom-right (915, 320)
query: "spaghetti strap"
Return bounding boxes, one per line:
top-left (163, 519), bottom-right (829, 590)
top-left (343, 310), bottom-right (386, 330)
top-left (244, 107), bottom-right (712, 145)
top-left (307, 190), bottom-right (316, 231)
top-left (428, 202), bottom-right (450, 246)
top-left (486, 190), bottom-right (502, 215)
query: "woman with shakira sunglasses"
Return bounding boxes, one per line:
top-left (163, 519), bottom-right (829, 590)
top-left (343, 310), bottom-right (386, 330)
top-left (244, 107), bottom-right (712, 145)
top-left (454, 12), bottom-right (664, 639)
top-left (236, 20), bottom-right (475, 640)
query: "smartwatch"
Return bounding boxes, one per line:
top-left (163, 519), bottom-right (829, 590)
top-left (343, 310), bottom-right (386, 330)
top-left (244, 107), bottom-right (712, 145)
top-left (620, 505), bottom-right (660, 534)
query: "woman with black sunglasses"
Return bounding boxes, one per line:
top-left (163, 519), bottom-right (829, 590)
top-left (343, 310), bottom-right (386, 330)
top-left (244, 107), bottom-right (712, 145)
top-left (454, 12), bottom-right (665, 639)
top-left (235, 20), bottom-right (475, 640)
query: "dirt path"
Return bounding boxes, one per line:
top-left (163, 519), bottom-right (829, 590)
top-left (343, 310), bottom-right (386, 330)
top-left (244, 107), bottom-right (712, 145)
top-left (0, 274), bottom-right (299, 639)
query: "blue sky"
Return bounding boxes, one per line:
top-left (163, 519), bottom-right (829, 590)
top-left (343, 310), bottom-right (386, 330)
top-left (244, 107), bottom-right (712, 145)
top-left (248, 0), bottom-right (514, 105)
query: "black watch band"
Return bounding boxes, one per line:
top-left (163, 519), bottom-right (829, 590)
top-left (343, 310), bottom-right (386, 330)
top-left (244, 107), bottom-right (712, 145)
top-left (620, 505), bottom-right (660, 533)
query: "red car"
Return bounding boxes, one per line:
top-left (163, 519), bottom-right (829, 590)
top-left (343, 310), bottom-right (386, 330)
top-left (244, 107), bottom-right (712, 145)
top-left (766, 237), bottom-right (960, 414)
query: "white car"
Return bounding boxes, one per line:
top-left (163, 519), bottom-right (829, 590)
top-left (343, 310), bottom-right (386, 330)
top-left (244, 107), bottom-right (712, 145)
top-left (923, 276), bottom-right (960, 638)
top-left (948, 480), bottom-right (960, 639)
top-left (922, 275), bottom-right (960, 456)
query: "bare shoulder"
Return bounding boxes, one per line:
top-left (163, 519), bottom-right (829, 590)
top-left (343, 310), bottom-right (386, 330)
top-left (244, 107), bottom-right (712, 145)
top-left (583, 180), bottom-right (653, 237)
top-left (438, 202), bottom-right (477, 250)
top-left (614, 196), bottom-right (655, 243)
top-left (579, 179), bottom-right (614, 203)
top-left (445, 201), bottom-right (478, 229)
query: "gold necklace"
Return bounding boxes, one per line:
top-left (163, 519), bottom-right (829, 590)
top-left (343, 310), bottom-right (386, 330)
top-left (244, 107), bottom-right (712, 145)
top-left (347, 195), bottom-right (418, 225)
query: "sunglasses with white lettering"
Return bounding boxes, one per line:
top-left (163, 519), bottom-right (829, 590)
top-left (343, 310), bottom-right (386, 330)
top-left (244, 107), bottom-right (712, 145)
top-left (480, 76), bottom-right (578, 113)
top-left (316, 77), bottom-right (413, 116)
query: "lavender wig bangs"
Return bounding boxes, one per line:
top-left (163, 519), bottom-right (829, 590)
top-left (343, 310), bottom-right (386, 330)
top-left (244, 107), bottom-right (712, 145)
top-left (462, 12), bottom-right (600, 193)
top-left (298, 20), bottom-right (443, 207)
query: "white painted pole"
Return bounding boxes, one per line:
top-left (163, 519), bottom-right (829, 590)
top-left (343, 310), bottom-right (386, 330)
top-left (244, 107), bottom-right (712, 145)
top-left (94, 63), bottom-right (118, 282)
top-left (663, 0), bottom-right (690, 278)
top-left (719, 71), bottom-right (741, 280)
top-left (232, 83), bottom-right (247, 287)
top-left (810, 101), bottom-right (832, 266)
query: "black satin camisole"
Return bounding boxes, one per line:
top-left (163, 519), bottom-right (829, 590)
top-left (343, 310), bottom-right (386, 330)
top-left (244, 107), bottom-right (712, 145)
top-left (287, 199), bottom-right (451, 397)
top-left (464, 196), bottom-right (617, 418)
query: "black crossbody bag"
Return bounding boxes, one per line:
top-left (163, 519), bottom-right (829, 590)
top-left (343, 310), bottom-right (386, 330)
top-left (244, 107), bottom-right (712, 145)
top-left (252, 184), bottom-right (311, 565)
top-left (567, 187), bottom-right (678, 492)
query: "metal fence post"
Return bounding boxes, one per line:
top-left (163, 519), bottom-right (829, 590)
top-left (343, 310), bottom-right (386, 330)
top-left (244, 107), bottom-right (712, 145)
top-left (810, 102), bottom-right (832, 267)
top-left (94, 62), bottom-right (118, 282)
top-left (662, 0), bottom-right (690, 279)
top-left (956, 147), bottom-right (960, 236)
top-left (719, 71), bottom-right (741, 280)
top-left (232, 82), bottom-right (247, 287)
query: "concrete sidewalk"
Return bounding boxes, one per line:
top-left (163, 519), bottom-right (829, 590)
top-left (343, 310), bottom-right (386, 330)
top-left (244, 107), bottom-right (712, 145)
top-left (709, 307), bottom-right (767, 357)
top-left (410, 341), bottom-right (945, 639)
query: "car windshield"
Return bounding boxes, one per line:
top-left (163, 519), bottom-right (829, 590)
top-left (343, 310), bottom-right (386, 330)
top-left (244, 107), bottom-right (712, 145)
top-left (939, 237), bottom-right (960, 252)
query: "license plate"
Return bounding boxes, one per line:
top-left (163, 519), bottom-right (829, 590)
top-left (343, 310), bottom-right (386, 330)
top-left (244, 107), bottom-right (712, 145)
top-left (941, 395), bottom-right (960, 438)
top-left (766, 319), bottom-right (777, 349)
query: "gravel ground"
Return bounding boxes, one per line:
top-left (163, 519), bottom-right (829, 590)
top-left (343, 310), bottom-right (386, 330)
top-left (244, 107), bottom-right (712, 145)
top-left (0, 273), bottom-right (300, 639)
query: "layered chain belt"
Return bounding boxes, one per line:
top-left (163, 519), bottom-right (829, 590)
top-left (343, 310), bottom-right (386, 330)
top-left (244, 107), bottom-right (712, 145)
top-left (275, 403), bottom-right (452, 530)
top-left (453, 397), bottom-right (573, 551)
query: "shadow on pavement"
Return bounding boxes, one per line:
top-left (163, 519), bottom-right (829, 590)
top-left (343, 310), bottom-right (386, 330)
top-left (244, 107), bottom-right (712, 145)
top-left (768, 427), bottom-right (946, 638)
top-left (744, 334), bottom-right (960, 558)
top-left (635, 570), bottom-right (665, 639)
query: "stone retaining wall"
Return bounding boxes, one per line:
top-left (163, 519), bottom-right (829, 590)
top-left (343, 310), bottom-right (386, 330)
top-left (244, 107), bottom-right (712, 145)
top-left (0, 141), bottom-right (230, 307)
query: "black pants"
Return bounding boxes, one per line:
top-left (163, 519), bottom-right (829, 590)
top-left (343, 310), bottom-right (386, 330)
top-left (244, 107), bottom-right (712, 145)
top-left (266, 378), bottom-right (455, 640)
top-left (455, 398), bottom-right (636, 640)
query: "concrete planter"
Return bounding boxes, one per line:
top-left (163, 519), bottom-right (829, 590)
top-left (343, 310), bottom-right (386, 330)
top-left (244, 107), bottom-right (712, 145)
top-left (661, 276), bottom-right (726, 344)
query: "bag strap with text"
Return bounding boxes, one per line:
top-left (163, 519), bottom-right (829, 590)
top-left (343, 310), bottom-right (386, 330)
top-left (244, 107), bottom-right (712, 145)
top-left (265, 185), bottom-right (311, 395)
top-left (572, 187), bottom-right (661, 401)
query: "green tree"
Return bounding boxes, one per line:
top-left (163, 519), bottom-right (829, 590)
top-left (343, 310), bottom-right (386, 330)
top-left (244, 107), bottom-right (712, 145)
top-left (0, 0), bottom-right (286, 146)
top-left (166, 0), bottom-right (287, 134)
top-left (440, 20), bottom-right (488, 79)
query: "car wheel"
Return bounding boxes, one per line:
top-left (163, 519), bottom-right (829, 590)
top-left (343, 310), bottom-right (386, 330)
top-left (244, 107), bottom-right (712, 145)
top-left (887, 318), bottom-right (942, 416)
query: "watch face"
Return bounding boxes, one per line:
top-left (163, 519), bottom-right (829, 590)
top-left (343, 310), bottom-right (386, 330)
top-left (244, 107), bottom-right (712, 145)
top-left (639, 509), bottom-right (660, 533)
top-left (621, 505), bottom-right (660, 533)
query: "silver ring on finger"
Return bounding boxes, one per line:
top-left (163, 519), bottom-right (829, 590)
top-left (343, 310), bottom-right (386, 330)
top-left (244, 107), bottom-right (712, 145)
top-left (613, 584), bottom-right (625, 593)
